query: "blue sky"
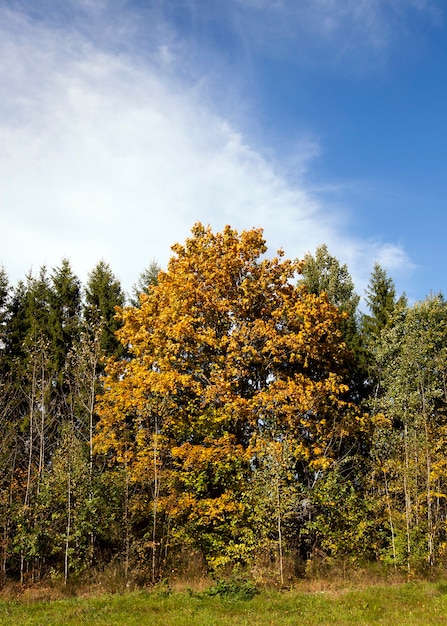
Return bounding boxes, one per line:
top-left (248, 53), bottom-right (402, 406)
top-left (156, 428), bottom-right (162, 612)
top-left (1, 0), bottom-right (446, 305)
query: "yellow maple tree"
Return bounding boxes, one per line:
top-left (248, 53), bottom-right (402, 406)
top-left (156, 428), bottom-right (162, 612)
top-left (94, 223), bottom-right (359, 569)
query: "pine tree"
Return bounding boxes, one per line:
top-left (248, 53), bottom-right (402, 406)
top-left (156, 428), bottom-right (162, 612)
top-left (84, 261), bottom-right (125, 360)
top-left (130, 260), bottom-right (160, 307)
top-left (362, 262), bottom-right (406, 339)
top-left (49, 259), bottom-right (82, 377)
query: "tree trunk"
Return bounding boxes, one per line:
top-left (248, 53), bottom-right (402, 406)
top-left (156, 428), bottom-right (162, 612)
top-left (383, 469), bottom-right (397, 572)
top-left (65, 469), bottom-right (71, 585)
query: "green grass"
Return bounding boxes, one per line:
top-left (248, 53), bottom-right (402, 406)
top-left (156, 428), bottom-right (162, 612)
top-left (1, 581), bottom-right (447, 625)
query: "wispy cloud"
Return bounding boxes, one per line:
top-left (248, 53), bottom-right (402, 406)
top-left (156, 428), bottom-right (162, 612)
top-left (229, 0), bottom-right (443, 67)
top-left (0, 3), bottom-right (415, 299)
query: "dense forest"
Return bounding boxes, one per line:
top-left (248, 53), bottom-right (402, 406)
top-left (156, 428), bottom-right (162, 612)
top-left (0, 223), bottom-right (446, 587)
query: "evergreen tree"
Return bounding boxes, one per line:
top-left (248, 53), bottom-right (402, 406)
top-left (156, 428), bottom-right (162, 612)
top-left (362, 262), bottom-right (407, 339)
top-left (84, 261), bottom-right (125, 360)
top-left (360, 263), bottom-right (407, 401)
top-left (0, 266), bottom-right (19, 580)
top-left (2, 264), bottom-right (82, 581)
top-left (49, 259), bottom-right (82, 377)
top-left (3, 279), bottom-right (27, 368)
top-left (130, 260), bottom-right (160, 307)
top-left (24, 267), bottom-right (52, 341)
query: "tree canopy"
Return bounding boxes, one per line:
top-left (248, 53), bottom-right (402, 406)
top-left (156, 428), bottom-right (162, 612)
top-left (95, 223), bottom-right (362, 568)
top-left (0, 222), bottom-right (445, 585)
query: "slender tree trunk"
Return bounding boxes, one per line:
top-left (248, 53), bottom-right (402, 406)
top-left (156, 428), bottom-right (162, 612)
top-left (22, 359), bottom-right (38, 586)
top-left (87, 361), bottom-right (96, 565)
top-left (124, 457), bottom-right (130, 581)
top-left (419, 372), bottom-right (434, 565)
top-left (25, 360), bottom-right (37, 508)
top-left (383, 469), bottom-right (397, 572)
top-left (276, 475), bottom-right (284, 586)
top-left (413, 429), bottom-right (420, 529)
top-left (37, 351), bottom-right (47, 493)
top-left (70, 327), bottom-right (100, 567)
top-left (3, 447), bottom-right (17, 581)
top-left (65, 471), bottom-right (71, 586)
top-left (85, 337), bottom-right (98, 479)
top-left (152, 414), bottom-right (159, 585)
top-left (403, 422), bottom-right (412, 574)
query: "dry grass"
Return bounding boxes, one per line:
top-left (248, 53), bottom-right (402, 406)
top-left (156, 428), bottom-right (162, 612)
top-left (2, 579), bottom-right (447, 626)
top-left (0, 558), bottom-right (435, 604)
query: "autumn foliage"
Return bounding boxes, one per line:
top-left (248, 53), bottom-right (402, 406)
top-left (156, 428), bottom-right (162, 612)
top-left (3, 223), bottom-right (447, 587)
top-left (95, 224), bottom-right (360, 571)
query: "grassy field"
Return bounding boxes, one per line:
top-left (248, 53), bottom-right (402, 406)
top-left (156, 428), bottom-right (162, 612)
top-left (1, 580), bottom-right (447, 625)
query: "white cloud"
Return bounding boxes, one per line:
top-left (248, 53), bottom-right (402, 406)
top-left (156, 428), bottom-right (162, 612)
top-left (230, 0), bottom-right (443, 67)
top-left (0, 4), bottom-right (413, 299)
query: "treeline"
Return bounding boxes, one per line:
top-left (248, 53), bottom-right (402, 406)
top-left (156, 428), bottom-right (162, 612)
top-left (0, 224), bottom-right (446, 587)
